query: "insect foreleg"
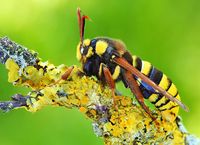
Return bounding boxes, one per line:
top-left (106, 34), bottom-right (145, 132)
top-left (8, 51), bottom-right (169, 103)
top-left (49, 66), bottom-right (74, 87)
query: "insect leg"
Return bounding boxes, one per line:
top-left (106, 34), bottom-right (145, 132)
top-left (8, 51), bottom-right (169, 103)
top-left (123, 70), bottom-right (156, 121)
top-left (61, 66), bottom-right (74, 80)
top-left (51, 66), bottom-right (74, 86)
top-left (102, 65), bottom-right (117, 108)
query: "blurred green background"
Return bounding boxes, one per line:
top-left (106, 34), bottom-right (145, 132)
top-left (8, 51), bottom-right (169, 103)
top-left (0, 0), bottom-right (200, 145)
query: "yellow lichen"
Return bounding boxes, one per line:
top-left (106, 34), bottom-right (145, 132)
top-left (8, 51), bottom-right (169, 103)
top-left (104, 122), bottom-right (113, 132)
top-left (5, 58), bottom-right (20, 82)
top-left (3, 58), bottom-right (188, 145)
top-left (112, 125), bottom-right (123, 137)
top-left (89, 109), bottom-right (96, 116)
top-left (80, 96), bottom-right (89, 105)
top-left (120, 96), bottom-right (132, 106)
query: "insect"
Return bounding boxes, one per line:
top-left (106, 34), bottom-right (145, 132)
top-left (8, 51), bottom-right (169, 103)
top-left (62, 8), bottom-right (189, 122)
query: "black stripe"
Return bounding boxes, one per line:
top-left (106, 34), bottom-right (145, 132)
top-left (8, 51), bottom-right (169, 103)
top-left (156, 81), bottom-right (176, 107)
top-left (173, 91), bottom-right (179, 98)
top-left (150, 78), bottom-right (172, 104)
top-left (151, 94), bottom-right (162, 104)
top-left (149, 67), bottom-right (163, 85)
top-left (140, 86), bottom-right (153, 99)
top-left (159, 105), bottom-right (179, 112)
top-left (157, 92), bottom-right (178, 108)
top-left (122, 52), bottom-right (133, 65)
top-left (157, 99), bottom-right (170, 108)
top-left (135, 57), bottom-right (142, 71)
top-left (152, 79), bottom-right (171, 103)
top-left (166, 79), bottom-right (172, 91)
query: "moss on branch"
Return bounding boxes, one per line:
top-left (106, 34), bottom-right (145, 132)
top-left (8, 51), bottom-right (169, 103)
top-left (0, 37), bottom-right (199, 145)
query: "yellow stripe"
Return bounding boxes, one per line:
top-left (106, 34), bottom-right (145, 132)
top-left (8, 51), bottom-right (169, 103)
top-left (149, 94), bottom-right (158, 102)
top-left (156, 89), bottom-right (180, 109)
top-left (158, 94), bottom-right (180, 122)
top-left (161, 106), bottom-right (179, 122)
top-left (155, 96), bottom-right (167, 107)
top-left (76, 43), bottom-right (81, 61)
top-left (83, 39), bottom-right (91, 46)
top-left (175, 93), bottom-right (180, 100)
top-left (167, 83), bottom-right (177, 96)
top-left (159, 94), bottom-right (180, 122)
top-left (112, 65), bottom-right (120, 80)
top-left (132, 55), bottom-right (137, 67)
top-left (96, 41), bottom-right (108, 56)
top-left (86, 47), bottom-right (94, 58)
top-left (159, 100), bottom-right (174, 110)
top-left (98, 63), bottom-right (103, 77)
top-left (141, 60), bottom-right (151, 75)
top-left (159, 94), bottom-right (180, 110)
top-left (158, 74), bottom-right (169, 90)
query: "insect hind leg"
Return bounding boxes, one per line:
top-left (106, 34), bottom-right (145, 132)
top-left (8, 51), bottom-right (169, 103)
top-left (123, 71), bottom-right (157, 121)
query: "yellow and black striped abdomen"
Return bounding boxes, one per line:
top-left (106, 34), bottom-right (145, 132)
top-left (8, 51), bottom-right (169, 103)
top-left (132, 55), bottom-right (180, 121)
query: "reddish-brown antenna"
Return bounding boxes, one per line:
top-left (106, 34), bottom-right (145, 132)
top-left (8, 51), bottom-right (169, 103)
top-left (77, 8), bottom-right (90, 45)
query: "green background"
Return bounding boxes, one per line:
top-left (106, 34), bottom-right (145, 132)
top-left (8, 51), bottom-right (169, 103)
top-left (0, 0), bottom-right (200, 145)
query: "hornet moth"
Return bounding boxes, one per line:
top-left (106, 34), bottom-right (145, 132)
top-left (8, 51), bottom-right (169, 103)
top-left (61, 8), bottom-right (189, 122)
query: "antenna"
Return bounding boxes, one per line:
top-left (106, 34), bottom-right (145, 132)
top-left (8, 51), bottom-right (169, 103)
top-left (77, 8), bottom-right (90, 45)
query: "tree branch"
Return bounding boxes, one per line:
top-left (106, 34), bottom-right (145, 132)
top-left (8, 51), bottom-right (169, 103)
top-left (0, 37), bottom-right (199, 145)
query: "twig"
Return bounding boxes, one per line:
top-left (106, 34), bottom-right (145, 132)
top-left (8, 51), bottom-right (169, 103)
top-left (0, 37), bottom-right (199, 145)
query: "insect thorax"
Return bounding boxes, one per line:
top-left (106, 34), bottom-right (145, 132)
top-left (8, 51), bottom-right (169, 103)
top-left (81, 38), bottom-right (121, 79)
